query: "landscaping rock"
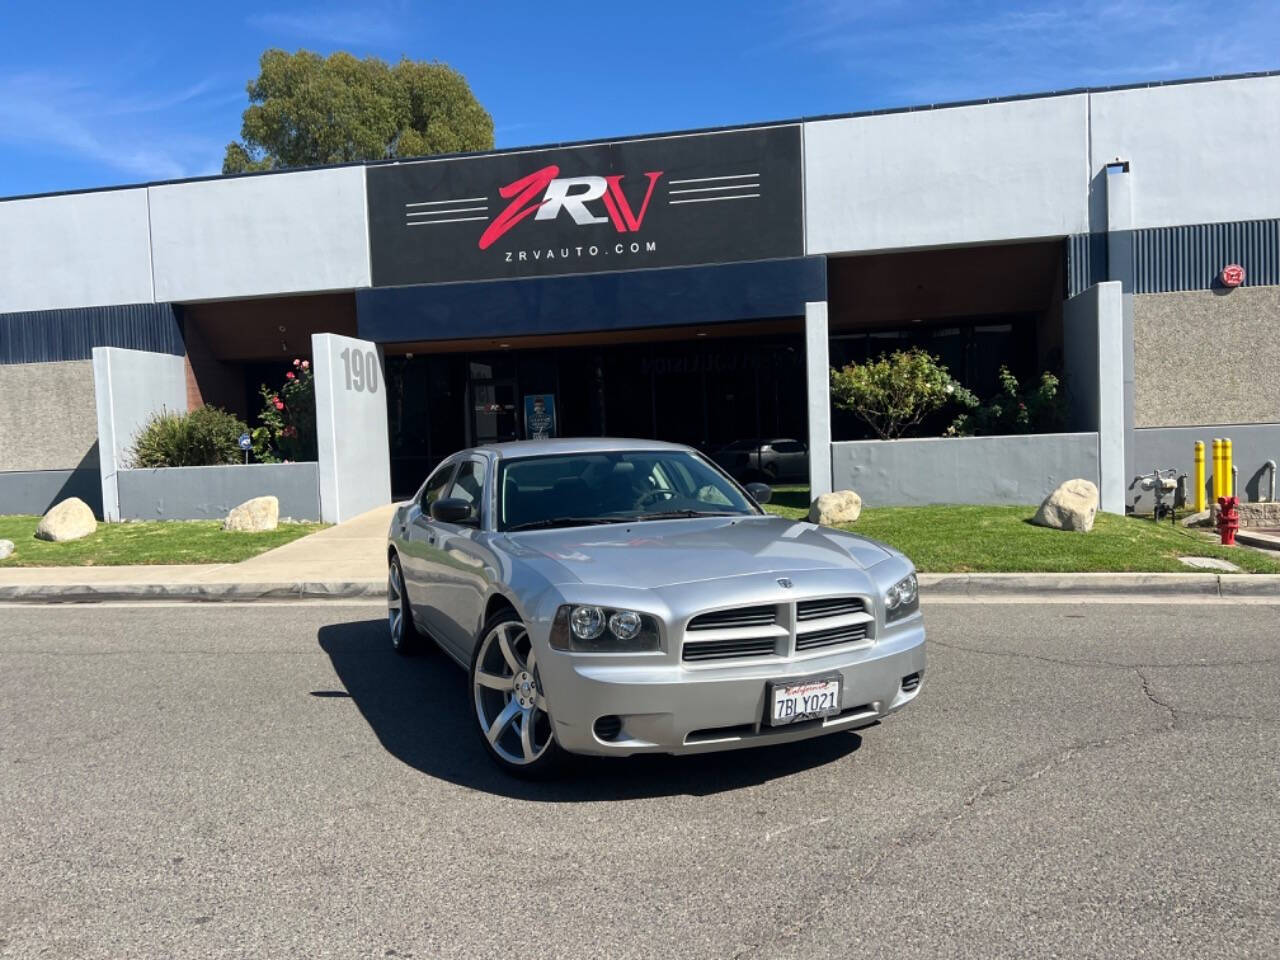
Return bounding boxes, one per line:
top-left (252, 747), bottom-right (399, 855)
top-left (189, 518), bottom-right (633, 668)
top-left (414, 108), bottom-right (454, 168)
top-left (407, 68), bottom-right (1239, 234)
top-left (0, 539), bottom-right (14, 560)
top-left (34, 498), bottom-right (98, 542)
top-left (1032, 479), bottom-right (1098, 533)
top-left (1180, 509), bottom-right (1212, 527)
top-left (809, 490), bottom-right (862, 526)
top-left (224, 496), bottom-right (279, 533)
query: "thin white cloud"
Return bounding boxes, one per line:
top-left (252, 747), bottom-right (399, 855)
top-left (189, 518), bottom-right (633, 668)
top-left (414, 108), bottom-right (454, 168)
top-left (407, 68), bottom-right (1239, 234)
top-left (0, 71), bottom-right (229, 184)
top-left (771, 0), bottom-right (1280, 103)
top-left (247, 6), bottom-right (404, 48)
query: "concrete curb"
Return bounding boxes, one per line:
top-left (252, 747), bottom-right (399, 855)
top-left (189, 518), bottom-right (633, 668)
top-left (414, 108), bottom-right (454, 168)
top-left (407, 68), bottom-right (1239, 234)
top-left (918, 572), bottom-right (1280, 598)
top-left (0, 580), bottom-right (386, 604)
top-left (2, 573), bottom-right (1277, 603)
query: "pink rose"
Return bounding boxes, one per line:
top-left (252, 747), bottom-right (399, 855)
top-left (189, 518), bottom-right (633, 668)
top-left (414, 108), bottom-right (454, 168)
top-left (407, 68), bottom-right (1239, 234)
top-left (293, 359), bottom-right (301, 368)
top-left (274, 400), bottom-right (285, 411)
top-left (286, 371), bottom-right (295, 380)
top-left (301, 360), bottom-right (310, 370)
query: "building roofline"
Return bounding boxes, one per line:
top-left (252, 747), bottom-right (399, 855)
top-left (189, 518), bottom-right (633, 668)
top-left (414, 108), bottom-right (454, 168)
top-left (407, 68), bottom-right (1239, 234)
top-left (2, 68), bottom-right (1278, 204)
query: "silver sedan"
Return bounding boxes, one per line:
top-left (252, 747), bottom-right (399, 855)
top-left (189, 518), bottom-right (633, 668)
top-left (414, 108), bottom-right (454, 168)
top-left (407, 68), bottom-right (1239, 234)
top-left (386, 438), bottom-right (925, 776)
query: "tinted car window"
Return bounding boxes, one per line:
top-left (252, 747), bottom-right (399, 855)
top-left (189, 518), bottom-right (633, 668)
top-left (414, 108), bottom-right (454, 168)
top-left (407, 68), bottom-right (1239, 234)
top-left (773, 440), bottom-right (805, 453)
top-left (418, 462), bottom-right (455, 511)
top-left (498, 451), bottom-right (757, 530)
top-left (446, 460), bottom-right (487, 519)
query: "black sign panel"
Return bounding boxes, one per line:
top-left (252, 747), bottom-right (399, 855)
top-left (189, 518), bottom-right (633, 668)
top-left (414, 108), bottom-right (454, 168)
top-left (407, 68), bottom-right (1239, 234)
top-left (366, 125), bottom-right (803, 287)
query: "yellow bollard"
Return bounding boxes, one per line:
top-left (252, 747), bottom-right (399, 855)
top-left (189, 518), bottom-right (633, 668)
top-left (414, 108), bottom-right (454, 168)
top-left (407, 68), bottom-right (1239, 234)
top-left (1225, 437), bottom-right (1234, 497)
top-left (1212, 438), bottom-right (1222, 502)
top-left (1194, 440), bottom-right (1206, 513)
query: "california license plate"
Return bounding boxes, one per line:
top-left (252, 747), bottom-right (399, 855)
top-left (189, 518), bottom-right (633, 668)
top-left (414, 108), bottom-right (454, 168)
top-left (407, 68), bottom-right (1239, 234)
top-left (768, 677), bottom-right (842, 726)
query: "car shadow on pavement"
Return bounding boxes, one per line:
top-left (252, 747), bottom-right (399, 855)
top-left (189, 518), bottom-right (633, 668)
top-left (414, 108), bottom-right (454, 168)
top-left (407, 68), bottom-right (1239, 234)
top-left (319, 618), bottom-right (863, 801)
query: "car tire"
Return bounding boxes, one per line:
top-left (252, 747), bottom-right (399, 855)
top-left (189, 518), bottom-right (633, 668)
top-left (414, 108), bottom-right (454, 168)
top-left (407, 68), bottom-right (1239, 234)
top-left (387, 554), bottom-right (429, 656)
top-left (470, 607), bottom-right (565, 779)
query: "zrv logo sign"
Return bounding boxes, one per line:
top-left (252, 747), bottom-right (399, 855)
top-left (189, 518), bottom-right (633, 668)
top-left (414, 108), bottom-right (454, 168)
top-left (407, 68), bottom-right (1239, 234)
top-left (366, 126), bottom-right (802, 286)
top-left (479, 166), bottom-right (663, 249)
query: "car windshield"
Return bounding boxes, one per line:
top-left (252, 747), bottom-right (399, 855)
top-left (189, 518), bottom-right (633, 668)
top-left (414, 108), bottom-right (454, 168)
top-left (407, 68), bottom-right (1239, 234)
top-left (498, 450), bottom-right (760, 531)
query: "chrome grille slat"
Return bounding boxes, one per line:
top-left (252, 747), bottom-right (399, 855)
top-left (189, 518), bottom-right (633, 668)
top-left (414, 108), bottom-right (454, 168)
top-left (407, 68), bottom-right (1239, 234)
top-left (795, 621), bottom-right (870, 651)
top-left (796, 597), bottom-right (866, 621)
top-left (687, 605), bottom-right (777, 630)
top-left (682, 637), bottom-right (778, 661)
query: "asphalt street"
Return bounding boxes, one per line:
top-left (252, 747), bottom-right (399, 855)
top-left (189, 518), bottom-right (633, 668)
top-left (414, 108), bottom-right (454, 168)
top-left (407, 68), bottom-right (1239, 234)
top-left (1, 599), bottom-right (1277, 959)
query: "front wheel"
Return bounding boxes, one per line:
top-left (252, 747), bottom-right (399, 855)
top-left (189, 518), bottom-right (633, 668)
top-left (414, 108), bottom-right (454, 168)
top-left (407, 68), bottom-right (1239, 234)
top-left (470, 609), bottom-right (564, 778)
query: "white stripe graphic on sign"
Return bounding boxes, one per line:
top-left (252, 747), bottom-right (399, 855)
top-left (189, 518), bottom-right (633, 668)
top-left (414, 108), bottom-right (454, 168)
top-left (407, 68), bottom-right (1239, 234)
top-left (405, 196), bottom-right (488, 207)
top-left (406, 206), bottom-right (489, 216)
top-left (667, 173), bottom-right (758, 185)
top-left (668, 183), bottom-right (759, 195)
top-left (406, 216), bottom-right (490, 225)
top-left (668, 194), bottom-right (760, 205)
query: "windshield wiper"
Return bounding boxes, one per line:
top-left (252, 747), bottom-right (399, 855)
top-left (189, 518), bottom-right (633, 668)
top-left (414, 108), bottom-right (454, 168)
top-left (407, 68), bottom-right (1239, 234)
top-left (630, 510), bottom-right (744, 521)
top-left (504, 516), bottom-right (627, 532)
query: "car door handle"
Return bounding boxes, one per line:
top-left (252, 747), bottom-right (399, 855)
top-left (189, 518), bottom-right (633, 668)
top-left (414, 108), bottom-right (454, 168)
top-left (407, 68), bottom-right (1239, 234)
top-left (427, 533), bottom-right (436, 544)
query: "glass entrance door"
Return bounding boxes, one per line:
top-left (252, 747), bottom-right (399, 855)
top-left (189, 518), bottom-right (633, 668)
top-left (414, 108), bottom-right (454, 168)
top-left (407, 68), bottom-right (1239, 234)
top-left (470, 380), bottom-right (519, 444)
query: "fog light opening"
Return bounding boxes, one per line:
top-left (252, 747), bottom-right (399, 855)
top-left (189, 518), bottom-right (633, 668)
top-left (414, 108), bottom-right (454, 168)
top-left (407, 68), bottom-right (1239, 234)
top-left (593, 715), bottom-right (623, 741)
top-left (901, 672), bottom-right (921, 694)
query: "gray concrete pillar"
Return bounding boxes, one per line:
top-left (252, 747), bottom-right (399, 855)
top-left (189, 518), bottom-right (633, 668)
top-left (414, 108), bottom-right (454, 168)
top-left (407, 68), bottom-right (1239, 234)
top-left (804, 301), bottom-right (832, 498)
top-left (313, 333), bottom-right (392, 523)
top-left (1104, 161), bottom-right (1138, 490)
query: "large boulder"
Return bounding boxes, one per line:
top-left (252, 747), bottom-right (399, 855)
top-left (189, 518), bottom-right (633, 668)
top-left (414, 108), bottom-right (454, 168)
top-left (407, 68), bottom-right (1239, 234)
top-left (1032, 479), bottom-right (1099, 532)
top-left (223, 496), bottom-right (280, 533)
top-left (809, 490), bottom-right (863, 526)
top-left (0, 539), bottom-right (14, 560)
top-left (34, 498), bottom-right (98, 542)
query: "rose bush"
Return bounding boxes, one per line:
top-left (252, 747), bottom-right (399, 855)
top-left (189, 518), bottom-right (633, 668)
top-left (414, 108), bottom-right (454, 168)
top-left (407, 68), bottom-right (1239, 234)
top-left (252, 359), bottom-right (317, 462)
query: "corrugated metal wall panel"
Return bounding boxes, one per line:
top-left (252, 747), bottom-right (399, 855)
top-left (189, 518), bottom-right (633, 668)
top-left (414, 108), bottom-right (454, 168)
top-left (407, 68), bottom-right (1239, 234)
top-left (0, 303), bottom-right (183, 365)
top-left (1131, 219), bottom-right (1279, 293)
top-left (1066, 233), bottom-right (1108, 297)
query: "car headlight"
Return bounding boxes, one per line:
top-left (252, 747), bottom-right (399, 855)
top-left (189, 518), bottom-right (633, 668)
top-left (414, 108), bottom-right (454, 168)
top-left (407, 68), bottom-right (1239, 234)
top-left (551, 605), bottom-right (660, 652)
top-left (884, 572), bottom-right (919, 623)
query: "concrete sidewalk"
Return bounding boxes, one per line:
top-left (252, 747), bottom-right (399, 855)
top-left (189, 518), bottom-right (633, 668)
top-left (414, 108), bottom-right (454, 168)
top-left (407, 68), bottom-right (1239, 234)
top-left (0, 503), bottom-right (394, 602)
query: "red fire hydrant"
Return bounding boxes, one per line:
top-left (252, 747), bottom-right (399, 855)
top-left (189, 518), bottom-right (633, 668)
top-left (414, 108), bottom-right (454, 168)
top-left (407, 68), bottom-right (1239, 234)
top-left (1216, 496), bottom-right (1240, 546)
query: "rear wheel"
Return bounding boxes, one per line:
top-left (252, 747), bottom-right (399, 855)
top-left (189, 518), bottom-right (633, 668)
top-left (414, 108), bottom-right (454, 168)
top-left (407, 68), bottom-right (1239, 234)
top-left (470, 608), bottom-right (563, 778)
top-left (388, 555), bottom-right (427, 656)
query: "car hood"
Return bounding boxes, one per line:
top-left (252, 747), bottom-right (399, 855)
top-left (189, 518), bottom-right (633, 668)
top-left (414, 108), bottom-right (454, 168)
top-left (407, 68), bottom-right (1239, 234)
top-left (501, 515), bottom-right (893, 588)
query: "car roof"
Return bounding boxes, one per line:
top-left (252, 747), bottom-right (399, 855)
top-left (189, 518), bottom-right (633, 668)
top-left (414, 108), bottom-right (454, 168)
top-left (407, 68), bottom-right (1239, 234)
top-left (477, 437), bottom-right (695, 459)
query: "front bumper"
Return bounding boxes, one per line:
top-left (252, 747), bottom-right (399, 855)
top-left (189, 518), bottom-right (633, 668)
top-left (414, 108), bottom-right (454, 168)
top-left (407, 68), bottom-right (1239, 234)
top-left (540, 619), bottom-right (926, 756)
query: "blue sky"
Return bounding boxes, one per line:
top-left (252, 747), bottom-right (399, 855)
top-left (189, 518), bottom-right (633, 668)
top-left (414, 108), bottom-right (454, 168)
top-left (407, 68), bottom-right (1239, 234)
top-left (1, 0), bottom-right (1277, 197)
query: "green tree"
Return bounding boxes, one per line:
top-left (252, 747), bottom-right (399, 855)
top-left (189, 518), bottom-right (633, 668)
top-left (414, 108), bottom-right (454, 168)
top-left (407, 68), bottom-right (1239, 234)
top-left (830, 350), bottom-right (975, 441)
top-left (223, 49), bottom-right (494, 173)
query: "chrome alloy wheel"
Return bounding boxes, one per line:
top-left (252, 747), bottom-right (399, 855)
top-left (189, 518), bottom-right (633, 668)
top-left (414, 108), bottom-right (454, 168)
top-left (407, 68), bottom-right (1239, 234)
top-left (388, 560), bottom-right (407, 650)
top-left (473, 620), bottom-right (553, 766)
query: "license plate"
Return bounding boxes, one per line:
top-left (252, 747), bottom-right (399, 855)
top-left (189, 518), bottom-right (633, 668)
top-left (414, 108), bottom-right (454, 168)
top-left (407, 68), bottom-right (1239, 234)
top-left (768, 677), bottom-right (842, 726)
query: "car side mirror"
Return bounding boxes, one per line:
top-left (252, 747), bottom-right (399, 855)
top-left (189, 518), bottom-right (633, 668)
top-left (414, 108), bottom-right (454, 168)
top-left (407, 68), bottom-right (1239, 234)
top-left (746, 482), bottom-right (772, 505)
top-left (430, 497), bottom-right (475, 525)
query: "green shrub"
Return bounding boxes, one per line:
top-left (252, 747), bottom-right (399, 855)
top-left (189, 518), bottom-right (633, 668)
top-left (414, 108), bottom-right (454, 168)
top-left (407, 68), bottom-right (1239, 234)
top-left (128, 405), bottom-right (249, 468)
top-left (948, 368), bottom-right (1067, 437)
top-left (830, 349), bottom-right (974, 440)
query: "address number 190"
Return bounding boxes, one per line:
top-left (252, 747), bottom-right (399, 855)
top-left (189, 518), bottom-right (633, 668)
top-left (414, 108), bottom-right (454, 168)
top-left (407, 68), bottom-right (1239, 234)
top-left (339, 347), bottom-right (380, 394)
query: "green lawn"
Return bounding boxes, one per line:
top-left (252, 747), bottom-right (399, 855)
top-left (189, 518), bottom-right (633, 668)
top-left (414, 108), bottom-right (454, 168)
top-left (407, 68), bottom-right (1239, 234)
top-left (0, 516), bottom-right (325, 567)
top-left (762, 488), bottom-right (1280, 574)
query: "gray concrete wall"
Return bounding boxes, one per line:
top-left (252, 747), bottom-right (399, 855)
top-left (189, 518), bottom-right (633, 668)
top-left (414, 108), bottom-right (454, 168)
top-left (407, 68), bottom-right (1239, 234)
top-left (0, 189), bottom-right (154, 313)
top-left (1131, 423), bottom-right (1280, 511)
top-left (0, 468), bottom-right (103, 517)
top-left (832, 433), bottom-right (1100, 507)
top-left (92, 347), bottom-right (188, 522)
top-left (148, 167), bottom-right (370, 303)
top-left (1133, 286), bottom-right (1280, 428)
top-left (0, 360), bottom-right (99, 472)
top-left (804, 94), bottom-right (1089, 255)
top-left (117, 463), bottom-right (321, 521)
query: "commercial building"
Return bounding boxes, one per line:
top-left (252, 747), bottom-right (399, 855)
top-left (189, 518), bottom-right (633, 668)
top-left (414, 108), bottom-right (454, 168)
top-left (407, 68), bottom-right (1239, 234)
top-left (2, 72), bottom-right (1278, 520)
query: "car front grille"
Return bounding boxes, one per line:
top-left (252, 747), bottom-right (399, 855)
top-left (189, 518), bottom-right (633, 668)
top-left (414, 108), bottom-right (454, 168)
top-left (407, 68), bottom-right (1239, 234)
top-left (795, 621), bottom-right (870, 651)
top-left (681, 595), bottom-right (873, 663)
top-left (796, 597), bottom-right (865, 621)
top-left (682, 636), bottom-right (779, 661)
top-left (687, 605), bottom-right (777, 630)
